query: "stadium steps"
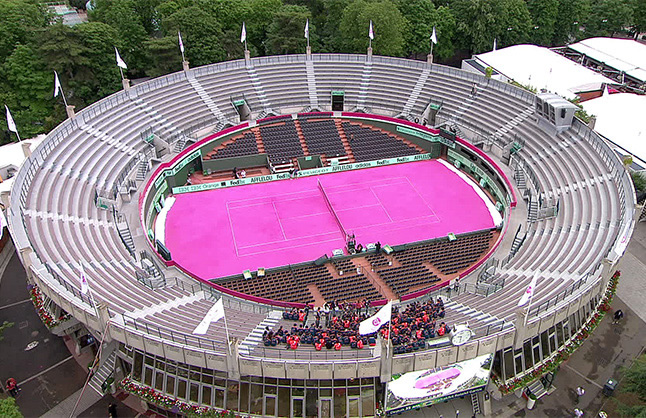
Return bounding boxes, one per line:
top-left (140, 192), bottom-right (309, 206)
top-left (88, 349), bottom-right (117, 395)
top-left (238, 310), bottom-right (283, 356)
top-left (78, 125), bottom-right (137, 157)
top-left (353, 258), bottom-right (397, 301)
top-left (306, 283), bottom-right (326, 307)
top-left (527, 379), bottom-right (548, 399)
top-left (293, 120), bottom-right (311, 156)
top-left (136, 158), bottom-right (149, 182)
top-left (131, 98), bottom-right (183, 142)
top-left (443, 300), bottom-right (501, 326)
top-left (186, 73), bottom-right (228, 122)
top-left (246, 66), bottom-right (272, 114)
top-left (305, 60), bottom-right (319, 109)
top-left (355, 61), bottom-right (373, 110)
top-left (401, 67), bottom-right (431, 116)
top-left (252, 128), bottom-right (266, 153)
top-left (123, 291), bottom-right (206, 320)
top-left (471, 392), bottom-right (482, 416)
top-left (334, 120), bottom-right (357, 163)
top-left (491, 105), bottom-right (535, 145)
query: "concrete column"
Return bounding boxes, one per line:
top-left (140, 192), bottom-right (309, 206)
top-left (0, 191), bottom-right (10, 209)
top-left (227, 337), bottom-right (241, 381)
top-left (21, 142), bottom-right (32, 158)
top-left (96, 302), bottom-right (114, 343)
top-left (182, 60), bottom-right (190, 72)
top-left (427, 53), bottom-right (433, 64)
top-left (306, 46), bottom-right (312, 59)
top-left (512, 309), bottom-right (527, 349)
top-left (367, 47), bottom-right (373, 61)
top-left (18, 247), bottom-right (33, 280)
top-left (66, 105), bottom-right (76, 120)
top-left (379, 337), bottom-right (392, 383)
top-left (244, 50), bottom-right (251, 62)
top-left (122, 78), bottom-right (131, 91)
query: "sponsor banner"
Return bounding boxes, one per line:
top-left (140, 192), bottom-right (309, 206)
top-left (171, 154), bottom-right (433, 195)
top-left (154, 149), bottom-right (202, 189)
top-left (447, 149), bottom-right (506, 206)
top-left (396, 126), bottom-right (456, 149)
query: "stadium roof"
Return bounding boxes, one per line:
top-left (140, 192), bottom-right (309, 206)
top-left (0, 136), bottom-right (44, 192)
top-left (580, 93), bottom-right (646, 167)
top-left (568, 37), bottom-right (646, 83)
top-left (473, 44), bottom-right (614, 99)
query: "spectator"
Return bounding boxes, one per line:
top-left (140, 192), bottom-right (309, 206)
top-left (613, 310), bottom-right (624, 324)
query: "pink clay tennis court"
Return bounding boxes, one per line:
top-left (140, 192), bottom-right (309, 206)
top-left (164, 160), bottom-right (498, 279)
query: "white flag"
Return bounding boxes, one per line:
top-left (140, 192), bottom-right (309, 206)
top-left (304, 19), bottom-right (309, 39)
top-left (115, 47), bottom-right (127, 69)
top-left (5, 105), bottom-right (17, 134)
top-left (431, 26), bottom-right (437, 45)
top-left (54, 71), bottom-right (62, 98)
top-left (517, 276), bottom-right (538, 307)
top-left (240, 22), bottom-right (247, 43)
top-left (0, 209), bottom-right (6, 239)
top-left (493, 38), bottom-right (497, 51)
top-left (369, 20), bottom-right (374, 40)
top-left (193, 298), bottom-right (225, 334)
top-left (359, 301), bottom-right (392, 335)
top-left (79, 265), bottom-right (89, 295)
top-left (178, 31), bottom-right (185, 54)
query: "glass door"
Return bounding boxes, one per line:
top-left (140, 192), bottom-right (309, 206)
top-left (263, 394), bottom-right (278, 417)
top-left (291, 396), bottom-right (305, 417)
top-left (347, 396), bottom-right (361, 417)
top-left (318, 398), bottom-right (333, 418)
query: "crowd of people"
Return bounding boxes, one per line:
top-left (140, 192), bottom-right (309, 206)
top-left (262, 298), bottom-right (451, 353)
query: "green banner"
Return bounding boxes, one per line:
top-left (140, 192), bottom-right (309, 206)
top-left (396, 126), bottom-right (456, 149)
top-left (154, 149), bottom-right (201, 189)
top-left (448, 149), bottom-right (507, 206)
top-left (171, 153), bottom-right (433, 195)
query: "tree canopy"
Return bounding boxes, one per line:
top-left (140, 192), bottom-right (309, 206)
top-left (0, 0), bottom-right (639, 145)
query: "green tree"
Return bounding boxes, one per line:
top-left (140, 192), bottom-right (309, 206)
top-left (1, 44), bottom-right (52, 138)
top-left (75, 22), bottom-right (123, 102)
top-left (90, 0), bottom-right (149, 76)
top-left (585, 0), bottom-right (633, 37)
top-left (551, 0), bottom-right (590, 45)
top-left (0, 0), bottom-right (49, 65)
top-left (0, 396), bottom-right (22, 418)
top-left (162, 6), bottom-right (226, 67)
top-left (632, 0), bottom-right (646, 38)
top-left (395, 0), bottom-right (456, 60)
top-left (145, 36), bottom-right (183, 77)
top-left (265, 4), bottom-right (311, 55)
top-left (527, 0), bottom-right (559, 46)
top-left (304, 0), bottom-right (352, 53)
top-left (617, 353), bottom-right (646, 416)
top-left (340, 0), bottom-right (407, 56)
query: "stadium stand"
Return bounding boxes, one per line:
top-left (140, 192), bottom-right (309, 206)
top-left (5, 53), bottom-right (635, 416)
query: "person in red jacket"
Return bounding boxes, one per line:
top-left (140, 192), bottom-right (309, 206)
top-left (334, 341), bottom-right (342, 350)
top-left (315, 341), bottom-right (322, 351)
top-left (357, 339), bottom-right (364, 349)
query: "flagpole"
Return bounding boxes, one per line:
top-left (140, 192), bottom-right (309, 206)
top-left (386, 300), bottom-right (392, 358)
top-left (81, 263), bottom-right (99, 317)
top-left (523, 277), bottom-right (536, 326)
top-left (118, 66), bottom-right (125, 81)
top-left (55, 71), bottom-right (69, 108)
top-left (221, 299), bottom-right (232, 354)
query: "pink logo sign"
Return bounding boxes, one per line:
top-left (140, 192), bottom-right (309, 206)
top-left (372, 318), bottom-right (381, 327)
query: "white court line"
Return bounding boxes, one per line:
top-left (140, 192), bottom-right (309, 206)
top-left (225, 202), bottom-right (240, 257)
top-left (272, 202), bottom-right (287, 240)
top-left (370, 187), bottom-right (394, 222)
top-left (237, 235), bottom-right (342, 257)
top-left (227, 188), bottom-right (319, 206)
top-left (322, 176), bottom-right (409, 195)
top-left (404, 176), bottom-right (439, 220)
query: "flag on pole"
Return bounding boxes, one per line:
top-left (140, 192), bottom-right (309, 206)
top-left (240, 22), bottom-right (247, 43)
top-left (493, 38), bottom-right (497, 51)
top-left (115, 47), bottom-right (127, 69)
top-left (193, 298), bottom-right (225, 334)
top-left (359, 301), bottom-right (392, 335)
top-left (79, 266), bottom-right (89, 295)
top-left (54, 71), bottom-right (62, 98)
top-left (517, 276), bottom-right (537, 307)
top-left (369, 20), bottom-right (374, 40)
top-left (430, 26), bottom-right (437, 45)
top-left (178, 31), bottom-right (185, 54)
top-left (304, 18), bottom-right (309, 39)
top-left (5, 105), bottom-right (17, 134)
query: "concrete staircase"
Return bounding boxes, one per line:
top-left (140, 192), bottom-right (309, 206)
top-left (186, 74), bottom-right (228, 122)
top-left (252, 128), bottom-right (266, 153)
top-left (246, 66), bottom-right (272, 114)
top-left (334, 120), bottom-right (356, 163)
top-left (238, 311), bottom-right (283, 356)
top-left (355, 62), bottom-right (373, 110)
top-left (305, 60), bottom-right (319, 110)
top-left (401, 67), bottom-right (431, 116)
top-left (492, 106), bottom-right (535, 144)
top-left (88, 349), bottom-right (117, 395)
top-left (293, 120), bottom-right (311, 156)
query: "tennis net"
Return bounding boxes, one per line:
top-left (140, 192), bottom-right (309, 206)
top-left (317, 180), bottom-right (347, 239)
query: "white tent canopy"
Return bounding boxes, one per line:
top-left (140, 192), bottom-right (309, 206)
top-left (568, 37), bottom-right (646, 83)
top-left (473, 44), bottom-right (615, 99)
top-left (581, 93), bottom-right (646, 167)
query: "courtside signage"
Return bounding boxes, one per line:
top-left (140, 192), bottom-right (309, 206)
top-left (171, 154), bottom-right (433, 194)
top-left (396, 126), bottom-right (456, 149)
